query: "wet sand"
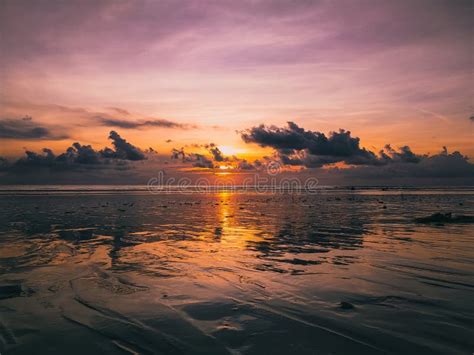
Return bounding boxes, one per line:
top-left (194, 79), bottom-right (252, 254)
top-left (0, 187), bottom-right (473, 354)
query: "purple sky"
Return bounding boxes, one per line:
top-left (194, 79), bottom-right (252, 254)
top-left (0, 0), bottom-right (472, 184)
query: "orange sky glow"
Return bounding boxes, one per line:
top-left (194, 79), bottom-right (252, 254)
top-left (0, 0), bottom-right (472, 185)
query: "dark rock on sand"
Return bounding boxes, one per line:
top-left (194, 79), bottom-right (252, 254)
top-left (340, 301), bottom-right (355, 310)
top-left (415, 212), bottom-right (474, 224)
top-left (0, 284), bottom-right (34, 300)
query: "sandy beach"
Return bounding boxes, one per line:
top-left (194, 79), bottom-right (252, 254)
top-left (0, 187), bottom-right (472, 354)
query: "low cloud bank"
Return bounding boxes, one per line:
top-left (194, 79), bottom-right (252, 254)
top-left (240, 122), bottom-right (474, 178)
top-left (171, 143), bottom-right (263, 170)
top-left (0, 131), bottom-right (145, 173)
top-left (1, 121), bottom-right (472, 185)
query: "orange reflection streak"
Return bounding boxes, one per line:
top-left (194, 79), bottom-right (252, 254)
top-left (215, 171), bottom-right (232, 176)
top-left (216, 191), bottom-right (267, 250)
top-left (218, 191), bottom-right (232, 236)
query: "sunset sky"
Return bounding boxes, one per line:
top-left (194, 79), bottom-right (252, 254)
top-left (0, 0), bottom-right (472, 184)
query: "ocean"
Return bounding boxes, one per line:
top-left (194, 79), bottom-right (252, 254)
top-left (0, 186), bottom-right (473, 354)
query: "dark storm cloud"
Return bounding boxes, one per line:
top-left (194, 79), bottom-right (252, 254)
top-left (99, 117), bottom-right (195, 130)
top-left (242, 122), bottom-right (379, 166)
top-left (241, 122), bottom-right (428, 167)
top-left (241, 122), bottom-right (474, 178)
top-left (0, 118), bottom-right (68, 140)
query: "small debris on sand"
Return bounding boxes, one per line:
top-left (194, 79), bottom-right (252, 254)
top-left (415, 212), bottom-right (474, 224)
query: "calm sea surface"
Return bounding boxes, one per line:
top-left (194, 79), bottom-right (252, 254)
top-left (0, 186), bottom-right (473, 354)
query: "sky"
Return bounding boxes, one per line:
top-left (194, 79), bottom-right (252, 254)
top-left (0, 0), bottom-right (473, 184)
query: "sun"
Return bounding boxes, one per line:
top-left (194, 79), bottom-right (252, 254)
top-left (218, 146), bottom-right (245, 156)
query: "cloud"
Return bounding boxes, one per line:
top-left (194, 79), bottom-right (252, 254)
top-left (417, 149), bottom-right (474, 177)
top-left (58, 143), bottom-right (103, 165)
top-left (107, 107), bottom-right (130, 116)
top-left (241, 122), bottom-right (379, 167)
top-left (99, 117), bottom-right (195, 130)
top-left (2, 146), bottom-right (110, 174)
top-left (1, 0), bottom-right (471, 156)
top-left (170, 143), bottom-right (264, 171)
top-left (171, 148), bottom-right (186, 161)
top-left (0, 131), bottom-right (145, 174)
top-left (191, 154), bottom-right (214, 169)
top-left (380, 144), bottom-right (423, 163)
top-left (209, 146), bottom-right (226, 162)
top-left (237, 159), bottom-right (258, 170)
top-left (1, 124), bottom-right (472, 184)
top-left (327, 148), bottom-right (474, 180)
top-left (0, 103), bottom-right (197, 139)
top-left (100, 131), bottom-right (145, 161)
top-left (0, 117), bottom-right (68, 140)
top-left (241, 122), bottom-right (474, 178)
top-left (171, 147), bottom-right (214, 168)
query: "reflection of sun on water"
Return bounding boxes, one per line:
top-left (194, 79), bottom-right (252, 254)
top-left (218, 191), bottom-right (231, 228)
top-left (139, 192), bottom-right (266, 271)
top-left (216, 191), bottom-right (263, 249)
